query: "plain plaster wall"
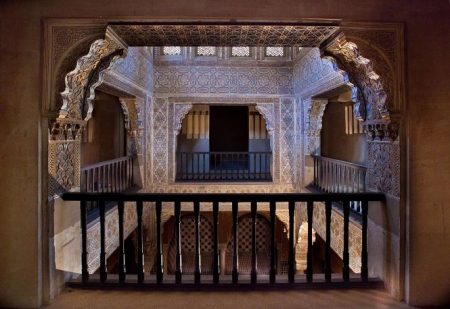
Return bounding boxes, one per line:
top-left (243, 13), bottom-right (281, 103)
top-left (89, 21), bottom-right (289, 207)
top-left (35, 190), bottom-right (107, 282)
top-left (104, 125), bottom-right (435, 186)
top-left (1, 0), bottom-right (450, 307)
top-left (320, 102), bottom-right (367, 165)
top-left (81, 91), bottom-right (125, 166)
top-left (405, 1), bottom-right (450, 306)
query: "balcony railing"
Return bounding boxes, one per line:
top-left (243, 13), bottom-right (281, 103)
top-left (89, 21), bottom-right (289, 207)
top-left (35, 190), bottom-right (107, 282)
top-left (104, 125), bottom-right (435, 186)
top-left (310, 155), bottom-right (367, 214)
top-left (176, 152), bottom-right (272, 181)
top-left (80, 155), bottom-right (136, 213)
top-left (62, 192), bottom-right (385, 289)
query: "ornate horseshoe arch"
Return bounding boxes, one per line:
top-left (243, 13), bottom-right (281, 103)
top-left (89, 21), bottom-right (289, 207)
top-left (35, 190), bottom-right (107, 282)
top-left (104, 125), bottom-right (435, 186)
top-left (48, 28), bottom-right (128, 196)
top-left (324, 35), bottom-right (399, 198)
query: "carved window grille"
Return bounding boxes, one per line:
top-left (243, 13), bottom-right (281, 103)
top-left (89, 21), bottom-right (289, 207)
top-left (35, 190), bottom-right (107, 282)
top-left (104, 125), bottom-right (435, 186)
top-left (163, 46), bottom-right (182, 55)
top-left (266, 47), bottom-right (284, 57)
top-left (231, 46), bottom-right (250, 57)
top-left (197, 46), bottom-right (216, 56)
top-left (345, 105), bottom-right (363, 134)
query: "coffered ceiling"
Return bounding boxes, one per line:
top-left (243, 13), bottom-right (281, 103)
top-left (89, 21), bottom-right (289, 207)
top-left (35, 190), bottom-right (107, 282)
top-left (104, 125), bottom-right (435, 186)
top-left (107, 21), bottom-right (341, 47)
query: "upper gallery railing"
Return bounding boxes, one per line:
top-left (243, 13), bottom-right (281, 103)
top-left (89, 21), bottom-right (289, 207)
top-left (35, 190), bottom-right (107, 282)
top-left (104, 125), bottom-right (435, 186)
top-left (311, 155), bottom-right (367, 214)
top-left (80, 155), bottom-right (136, 213)
top-left (176, 152), bottom-right (272, 181)
top-left (62, 192), bottom-right (385, 288)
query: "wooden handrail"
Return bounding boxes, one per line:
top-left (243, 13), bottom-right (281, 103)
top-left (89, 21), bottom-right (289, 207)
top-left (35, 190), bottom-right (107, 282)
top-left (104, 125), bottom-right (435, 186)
top-left (81, 155), bottom-right (137, 172)
top-left (63, 191), bottom-right (384, 288)
top-left (311, 155), bottom-right (367, 214)
top-left (80, 155), bottom-right (136, 213)
top-left (310, 154), bottom-right (366, 170)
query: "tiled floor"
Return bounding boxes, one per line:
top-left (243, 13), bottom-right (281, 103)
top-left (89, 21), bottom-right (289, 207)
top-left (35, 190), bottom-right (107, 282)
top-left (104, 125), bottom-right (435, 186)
top-left (42, 288), bottom-right (417, 309)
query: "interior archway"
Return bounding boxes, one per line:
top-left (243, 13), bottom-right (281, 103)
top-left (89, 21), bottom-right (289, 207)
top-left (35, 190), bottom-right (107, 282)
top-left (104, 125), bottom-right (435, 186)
top-left (47, 20), bottom-right (402, 299)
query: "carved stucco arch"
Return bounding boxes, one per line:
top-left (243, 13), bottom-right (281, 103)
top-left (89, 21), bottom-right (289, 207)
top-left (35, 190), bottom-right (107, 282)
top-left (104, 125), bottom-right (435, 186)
top-left (326, 36), bottom-right (399, 198)
top-left (325, 36), bottom-right (390, 121)
top-left (52, 33), bottom-right (106, 116)
top-left (172, 101), bottom-right (275, 149)
top-left (49, 30), bottom-right (128, 196)
top-left (59, 32), bottom-right (128, 121)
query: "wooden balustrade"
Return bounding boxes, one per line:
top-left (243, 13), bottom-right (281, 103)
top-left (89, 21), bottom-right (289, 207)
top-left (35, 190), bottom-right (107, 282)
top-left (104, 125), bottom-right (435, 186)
top-left (311, 155), bottom-right (367, 214)
top-left (176, 152), bottom-right (272, 181)
top-left (81, 155), bottom-right (136, 194)
top-left (62, 192), bottom-right (385, 289)
top-left (80, 155), bottom-right (136, 214)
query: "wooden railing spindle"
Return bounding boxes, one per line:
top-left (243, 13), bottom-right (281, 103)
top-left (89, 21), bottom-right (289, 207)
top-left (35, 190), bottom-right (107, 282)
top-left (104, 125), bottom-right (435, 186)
top-left (194, 201), bottom-right (201, 284)
top-left (343, 200), bottom-right (350, 282)
top-left (288, 201), bottom-right (295, 283)
top-left (361, 200), bottom-right (369, 281)
top-left (156, 200), bottom-right (163, 284)
top-left (325, 200), bottom-right (332, 282)
top-left (63, 192), bottom-right (384, 289)
top-left (306, 201), bottom-right (314, 283)
top-left (80, 200), bottom-right (89, 283)
top-left (99, 200), bottom-right (107, 282)
top-left (118, 201), bottom-right (126, 283)
top-left (269, 201), bottom-right (276, 283)
top-left (232, 200), bottom-right (239, 284)
top-left (251, 200), bottom-right (257, 284)
top-left (137, 201), bottom-right (144, 283)
top-left (213, 201), bottom-right (220, 284)
top-left (174, 201), bottom-right (182, 284)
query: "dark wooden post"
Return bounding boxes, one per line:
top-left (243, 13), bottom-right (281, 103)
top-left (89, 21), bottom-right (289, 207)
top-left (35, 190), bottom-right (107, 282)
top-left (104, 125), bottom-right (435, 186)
top-left (174, 201), bottom-right (182, 283)
top-left (325, 201), bottom-right (332, 282)
top-left (361, 200), bottom-right (369, 281)
top-left (136, 201), bottom-right (144, 283)
top-left (80, 200), bottom-right (89, 282)
top-left (232, 201), bottom-right (239, 284)
top-left (118, 201), bottom-right (126, 283)
top-left (251, 200), bottom-right (257, 284)
top-left (213, 201), bottom-right (220, 284)
top-left (156, 200), bottom-right (163, 284)
top-left (306, 201), bottom-right (314, 283)
top-left (343, 200), bottom-right (350, 282)
top-left (269, 201), bottom-right (276, 283)
top-left (194, 201), bottom-right (201, 284)
top-left (288, 201), bottom-right (295, 283)
top-left (99, 200), bottom-right (107, 283)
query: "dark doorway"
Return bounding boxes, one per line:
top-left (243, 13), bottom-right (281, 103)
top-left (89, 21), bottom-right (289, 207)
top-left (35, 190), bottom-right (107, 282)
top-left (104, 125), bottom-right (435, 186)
top-left (210, 105), bottom-right (249, 152)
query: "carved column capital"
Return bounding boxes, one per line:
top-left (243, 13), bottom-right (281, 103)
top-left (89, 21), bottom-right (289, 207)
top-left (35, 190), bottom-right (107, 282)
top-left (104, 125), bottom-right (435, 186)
top-left (49, 118), bottom-right (86, 141)
top-left (304, 98), bottom-right (328, 137)
top-left (363, 119), bottom-right (400, 142)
